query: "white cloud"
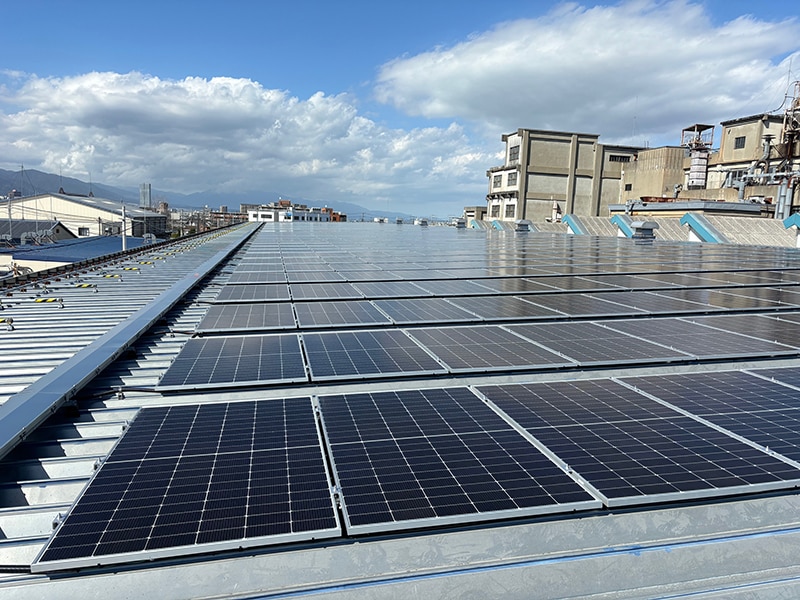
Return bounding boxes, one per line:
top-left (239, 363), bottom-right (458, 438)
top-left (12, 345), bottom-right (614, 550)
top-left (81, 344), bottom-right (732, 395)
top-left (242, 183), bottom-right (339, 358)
top-left (0, 72), bottom-right (491, 216)
top-left (375, 0), bottom-right (800, 146)
top-left (1, 1), bottom-right (799, 217)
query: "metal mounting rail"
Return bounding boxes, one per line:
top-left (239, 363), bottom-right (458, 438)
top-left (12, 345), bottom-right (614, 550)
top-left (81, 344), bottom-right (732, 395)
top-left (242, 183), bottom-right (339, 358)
top-left (0, 227), bottom-right (256, 461)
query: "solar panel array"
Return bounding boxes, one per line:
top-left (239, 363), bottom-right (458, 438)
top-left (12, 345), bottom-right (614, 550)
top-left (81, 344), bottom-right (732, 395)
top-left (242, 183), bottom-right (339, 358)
top-left (34, 224), bottom-right (800, 571)
top-left (35, 398), bottom-right (340, 570)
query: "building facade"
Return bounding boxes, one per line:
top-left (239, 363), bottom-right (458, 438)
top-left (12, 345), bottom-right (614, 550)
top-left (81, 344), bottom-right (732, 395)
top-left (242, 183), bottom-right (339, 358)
top-left (486, 129), bottom-right (641, 222)
top-left (621, 108), bottom-right (800, 217)
top-left (3, 193), bottom-right (169, 238)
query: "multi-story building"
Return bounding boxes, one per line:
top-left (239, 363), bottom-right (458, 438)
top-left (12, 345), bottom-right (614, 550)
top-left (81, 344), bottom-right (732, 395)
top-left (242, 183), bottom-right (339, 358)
top-left (486, 85), bottom-right (800, 222)
top-left (245, 199), bottom-right (346, 223)
top-left (485, 129), bottom-right (641, 222)
top-left (621, 90), bottom-right (800, 218)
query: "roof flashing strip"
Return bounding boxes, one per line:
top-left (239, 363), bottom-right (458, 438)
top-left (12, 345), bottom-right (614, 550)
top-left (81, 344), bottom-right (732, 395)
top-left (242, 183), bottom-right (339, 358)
top-left (0, 226), bottom-right (256, 461)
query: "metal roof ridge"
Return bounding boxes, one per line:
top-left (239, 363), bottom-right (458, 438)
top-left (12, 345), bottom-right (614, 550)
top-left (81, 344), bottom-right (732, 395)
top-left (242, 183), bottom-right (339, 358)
top-left (0, 227), bottom-right (255, 461)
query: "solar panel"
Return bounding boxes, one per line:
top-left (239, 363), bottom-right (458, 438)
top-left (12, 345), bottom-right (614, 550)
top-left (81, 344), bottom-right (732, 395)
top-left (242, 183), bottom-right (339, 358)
top-left (156, 334), bottom-right (308, 390)
top-left (406, 326), bottom-right (575, 372)
top-left (532, 276), bottom-right (620, 291)
top-left (286, 271), bottom-right (346, 283)
top-left (33, 399), bottom-right (339, 571)
top-left (294, 301), bottom-right (392, 328)
top-left (589, 291), bottom-right (712, 314)
top-left (750, 365), bottom-right (800, 389)
top-left (622, 371), bottom-right (800, 464)
top-left (621, 371), bottom-right (800, 416)
top-left (477, 380), bottom-right (800, 506)
top-left (526, 293), bottom-right (646, 317)
top-left (683, 314), bottom-right (800, 349)
top-left (302, 330), bottom-right (447, 380)
top-left (351, 281), bottom-right (430, 298)
top-left (447, 296), bottom-right (560, 321)
top-left (318, 388), bottom-right (599, 534)
top-left (213, 284), bottom-right (291, 304)
top-left (603, 317), bottom-right (797, 359)
top-left (472, 278), bottom-right (556, 294)
top-left (654, 288), bottom-right (786, 310)
top-left (227, 271), bottom-right (287, 285)
top-left (372, 298), bottom-right (479, 324)
top-left (508, 322), bottom-right (692, 365)
top-left (289, 282), bottom-right (363, 300)
top-left (232, 262), bottom-right (285, 273)
top-left (197, 303), bottom-right (296, 333)
top-left (413, 279), bottom-right (497, 296)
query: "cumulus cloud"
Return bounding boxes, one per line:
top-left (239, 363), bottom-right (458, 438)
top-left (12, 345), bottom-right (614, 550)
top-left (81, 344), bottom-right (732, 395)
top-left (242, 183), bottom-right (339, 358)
top-left (1, 1), bottom-right (798, 217)
top-left (0, 72), bottom-right (492, 216)
top-left (375, 0), bottom-right (800, 146)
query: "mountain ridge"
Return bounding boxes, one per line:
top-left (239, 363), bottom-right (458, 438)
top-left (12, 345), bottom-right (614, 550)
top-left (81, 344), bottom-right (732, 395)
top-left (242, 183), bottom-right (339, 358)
top-left (0, 168), bottom-right (417, 221)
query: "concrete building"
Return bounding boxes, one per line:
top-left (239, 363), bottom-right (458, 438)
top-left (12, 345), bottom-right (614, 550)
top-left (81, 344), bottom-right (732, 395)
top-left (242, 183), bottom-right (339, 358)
top-left (245, 199), bottom-right (345, 222)
top-left (2, 193), bottom-right (169, 239)
top-left (622, 97), bottom-right (800, 217)
top-left (486, 129), bottom-right (641, 222)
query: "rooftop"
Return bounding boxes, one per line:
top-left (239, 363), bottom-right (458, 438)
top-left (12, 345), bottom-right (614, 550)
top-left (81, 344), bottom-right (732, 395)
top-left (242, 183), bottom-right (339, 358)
top-left (3, 222), bottom-right (800, 598)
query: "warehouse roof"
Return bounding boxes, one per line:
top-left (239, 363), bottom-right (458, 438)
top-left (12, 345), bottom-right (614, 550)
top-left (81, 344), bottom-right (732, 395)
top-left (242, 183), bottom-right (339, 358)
top-left (3, 222), bottom-right (800, 598)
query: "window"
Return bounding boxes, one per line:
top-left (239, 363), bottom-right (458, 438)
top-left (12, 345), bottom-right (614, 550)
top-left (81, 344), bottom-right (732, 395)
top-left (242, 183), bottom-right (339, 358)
top-left (493, 174), bottom-right (502, 188)
top-left (734, 136), bottom-right (746, 149)
top-left (490, 204), bottom-right (500, 218)
top-left (78, 227), bottom-right (90, 236)
top-left (505, 204), bottom-right (516, 219)
top-left (507, 171), bottom-right (518, 186)
top-left (508, 145), bottom-right (520, 163)
top-left (624, 183), bottom-right (632, 191)
top-left (609, 155), bottom-right (631, 163)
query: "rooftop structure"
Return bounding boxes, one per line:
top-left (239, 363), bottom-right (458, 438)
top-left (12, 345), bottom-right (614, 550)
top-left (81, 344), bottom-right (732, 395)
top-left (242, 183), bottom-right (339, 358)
top-left (3, 223), bottom-right (800, 597)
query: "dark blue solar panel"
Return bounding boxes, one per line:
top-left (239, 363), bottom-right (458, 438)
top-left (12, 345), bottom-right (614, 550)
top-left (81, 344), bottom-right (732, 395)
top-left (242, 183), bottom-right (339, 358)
top-left (197, 303), bottom-right (296, 332)
top-left (406, 326), bottom-right (573, 372)
top-left (477, 380), bottom-right (800, 506)
top-left (303, 330), bottom-right (447, 380)
top-left (319, 388), bottom-right (599, 533)
top-left (34, 399), bottom-right (339, 571)
top-left (156, 334), bottom-right (308, 390)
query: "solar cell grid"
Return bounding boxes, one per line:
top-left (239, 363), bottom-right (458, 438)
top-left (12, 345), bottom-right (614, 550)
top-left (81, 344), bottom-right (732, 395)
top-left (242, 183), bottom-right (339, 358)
top-left (509, 322), bottom-right (692, 364)
top-left (227, 271), bottom-right (287, 285)
top-left (373, 298), bottom-right (479, 324)
top-left (286, 271), bottom-right (346, 283)
top-left (406, 326), bottom-right (573, 372)
top-left (352, 281), bottom-right (430, 298)
top-left (197, 303), bottom-right (296, 332)
top-left (473, 278), bottom-right (557, 293)
top-left (681, 315), bottom-right (800, 349)
top-left (750, 365), bottom-right (800, 389)
top-left (302, 330), bottom-right (447, 380)
top-left (655, 288), bottom-right (787, 310)
top-left (478, 381), bottom-right (800, 505)
top-left (213, 284), bottom-right (291, 304)
top-left (527, 293), bottom-right (646, 317)
top-left (448, 296), bottom-right (560, 320)
top-left (318, 389), bottom-right (599, 533)
top-left (294, 300), bottom-right (391, 328)
top-left (289, 282), bottom-right (363, 300)
top-left (604, 318), bottom-right (796, 358)
top-left (156, 334), bottom-right (307, 390)
top-left (621, 371), bottom-right (800, 416)
top-left (413, 279), bottom-right (497, 296)
top-left (34, 399), bottom-right (339, 571)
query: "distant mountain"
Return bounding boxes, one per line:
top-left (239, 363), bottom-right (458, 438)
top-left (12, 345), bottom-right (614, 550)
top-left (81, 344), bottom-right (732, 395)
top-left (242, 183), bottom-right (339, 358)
top-left (0, 168), bottom-right (133, 203)
top-left (0, 168), bottom-right (414, 221)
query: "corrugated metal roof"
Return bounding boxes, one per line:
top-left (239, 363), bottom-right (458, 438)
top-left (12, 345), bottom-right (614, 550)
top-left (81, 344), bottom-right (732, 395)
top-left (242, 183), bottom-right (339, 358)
top-left (3, 222), bottom-right (800, 598)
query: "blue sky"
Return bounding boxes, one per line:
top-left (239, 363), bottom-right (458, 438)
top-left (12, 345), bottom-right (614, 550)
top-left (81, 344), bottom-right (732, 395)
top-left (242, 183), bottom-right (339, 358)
top-left (2, 0), bottom-right (799, 217)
